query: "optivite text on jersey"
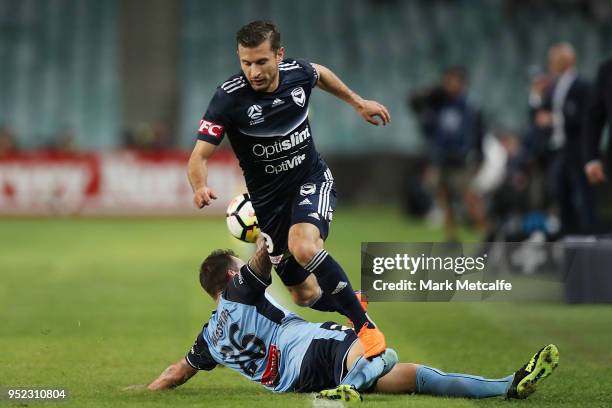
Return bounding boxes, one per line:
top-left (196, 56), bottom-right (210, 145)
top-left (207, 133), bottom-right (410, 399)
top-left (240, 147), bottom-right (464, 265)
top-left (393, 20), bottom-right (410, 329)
top-left (265, 154), bottom-right (306, 174)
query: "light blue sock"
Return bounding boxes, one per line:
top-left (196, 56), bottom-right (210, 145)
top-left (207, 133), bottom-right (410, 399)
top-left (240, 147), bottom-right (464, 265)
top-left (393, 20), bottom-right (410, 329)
top-left (415, 365), bottom-right (514, 399)
top-left (341, 349), bottom-right (398, 391)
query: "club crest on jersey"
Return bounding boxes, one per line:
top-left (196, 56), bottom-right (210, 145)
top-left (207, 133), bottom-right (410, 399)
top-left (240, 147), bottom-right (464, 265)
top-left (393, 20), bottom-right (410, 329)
top-left (300, 183), bottom-right (316, 196)
top-left (291, 87), bottom-right (306, 107)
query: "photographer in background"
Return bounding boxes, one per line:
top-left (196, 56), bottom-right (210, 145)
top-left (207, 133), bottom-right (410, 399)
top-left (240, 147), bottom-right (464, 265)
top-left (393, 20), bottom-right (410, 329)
top-left (409, 66), bottom-right (486, 241)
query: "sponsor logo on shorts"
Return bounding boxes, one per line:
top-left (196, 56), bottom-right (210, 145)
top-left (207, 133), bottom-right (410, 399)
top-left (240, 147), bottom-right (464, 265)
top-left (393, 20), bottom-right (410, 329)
top-left (300, 183), bottom-right (316, 196)
top-left (308, 212), bottom-right (320, 220)
top-left (298, 198), bottom-right (312, 206)
top-left (291, 87), bottom-right (306, 107)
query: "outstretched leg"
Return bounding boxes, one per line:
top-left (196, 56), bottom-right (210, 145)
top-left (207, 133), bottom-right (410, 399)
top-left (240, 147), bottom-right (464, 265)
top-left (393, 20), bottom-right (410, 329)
top-left (288, 223), bottom-right (386, 357)
top-left (373, 362), bottom-right (513, 398)
top-left (374, 344), bottom-right (559, 399)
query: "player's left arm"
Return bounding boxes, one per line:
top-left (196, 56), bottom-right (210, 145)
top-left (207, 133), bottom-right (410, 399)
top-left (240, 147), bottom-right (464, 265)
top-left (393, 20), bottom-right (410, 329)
top-left (147, 358), bottom-right (198, 390)
top-left (311, 63), bottom-right (391, 126)
top-left (247, 234), bottom-right (272, 280)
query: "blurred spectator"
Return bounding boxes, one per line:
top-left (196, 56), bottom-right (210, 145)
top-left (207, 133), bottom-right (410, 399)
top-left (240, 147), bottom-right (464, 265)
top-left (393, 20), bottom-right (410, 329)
top-left (484, 129), bottom-right (560, 241)
top-left (49, 128), bottom-right (79, 153)
top-left (533, 43), bottom-right (594, 235)
top-left (123, 122), bottom-right (172, 150)
top-left (583, 57), bottom-right (612, 185)
top-left (0, 126), bottom-right (18, 156)
top-left (409, 66), bottom-right (486, 241)
top-left (523, 72), bottom-right (553, 168)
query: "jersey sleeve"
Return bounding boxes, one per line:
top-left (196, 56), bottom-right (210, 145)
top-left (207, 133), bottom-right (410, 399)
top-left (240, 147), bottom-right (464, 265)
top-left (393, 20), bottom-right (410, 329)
top-left (185, 326), bottom-right (217, 371)
top-left (223, 264), bottom-right (271, 304)
top-left (294, 59), bottom-right (319, 89)
top-left (197, 89), bottom-right (230, 145)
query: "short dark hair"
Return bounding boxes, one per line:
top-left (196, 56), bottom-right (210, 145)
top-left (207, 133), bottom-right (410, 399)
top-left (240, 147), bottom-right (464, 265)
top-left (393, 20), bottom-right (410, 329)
top-left (199, 249), bottom-right (238, 297)
top-left (236, 20), bottom-right (281, 52)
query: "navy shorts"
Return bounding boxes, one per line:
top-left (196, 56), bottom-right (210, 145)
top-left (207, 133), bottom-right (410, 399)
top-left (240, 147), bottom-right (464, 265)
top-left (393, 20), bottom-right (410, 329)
top-left (293, 322), bottom-right (358, 392)
top-left (256, 168), bottom-right (336, 266)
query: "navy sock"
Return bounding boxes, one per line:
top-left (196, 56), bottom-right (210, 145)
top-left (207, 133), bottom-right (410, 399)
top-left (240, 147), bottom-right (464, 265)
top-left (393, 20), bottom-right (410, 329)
top-left (305, 249), bottom-right (374, 332)
top-left (310, 291), bottom-right (339, 312)
top-left (415, 365), bottom-right (513, 399)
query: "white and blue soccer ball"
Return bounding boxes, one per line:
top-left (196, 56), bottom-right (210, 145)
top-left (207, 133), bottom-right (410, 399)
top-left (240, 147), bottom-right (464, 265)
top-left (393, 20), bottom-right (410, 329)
top-left (226, 193), bottom-right (260, 243)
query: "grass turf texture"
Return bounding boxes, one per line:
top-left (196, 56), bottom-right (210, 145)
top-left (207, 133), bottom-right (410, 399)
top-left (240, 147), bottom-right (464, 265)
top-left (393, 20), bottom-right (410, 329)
top-left (1, 207), bottom-right (611, 407)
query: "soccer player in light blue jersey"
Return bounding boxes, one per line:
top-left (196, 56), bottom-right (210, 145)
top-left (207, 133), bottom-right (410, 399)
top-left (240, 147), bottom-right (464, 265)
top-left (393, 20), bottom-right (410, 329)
top-left (144, 236), bottom-right (559, 401)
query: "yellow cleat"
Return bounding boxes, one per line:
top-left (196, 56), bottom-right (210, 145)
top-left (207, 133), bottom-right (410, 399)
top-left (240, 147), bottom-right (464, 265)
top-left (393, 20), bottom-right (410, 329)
top-left (506, 344), bottom-right (560, 399)
top-left (318, 384), bottom-right (363, 403)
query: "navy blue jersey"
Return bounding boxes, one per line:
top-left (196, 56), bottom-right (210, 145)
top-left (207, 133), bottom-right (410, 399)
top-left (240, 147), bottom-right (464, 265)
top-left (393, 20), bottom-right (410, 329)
top-left (185, 264), bottom-right (353, 392)
top-left (196, 59), bottom-right (329, 208)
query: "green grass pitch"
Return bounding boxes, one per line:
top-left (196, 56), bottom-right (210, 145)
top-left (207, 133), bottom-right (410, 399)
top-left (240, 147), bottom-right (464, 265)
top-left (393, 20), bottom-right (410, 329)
top-left (1, 208), bottom-right (611, 407)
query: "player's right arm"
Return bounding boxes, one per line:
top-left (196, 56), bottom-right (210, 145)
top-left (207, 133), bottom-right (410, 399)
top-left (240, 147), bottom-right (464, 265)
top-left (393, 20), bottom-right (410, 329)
top-left (188, 87), bottom-right (231, 208)
top-left (247, 234), bottom-right (272, 280)
top-left (188, 140), bottom-right (218, 208)
top-left (147, 358), bottom-right (198, 390)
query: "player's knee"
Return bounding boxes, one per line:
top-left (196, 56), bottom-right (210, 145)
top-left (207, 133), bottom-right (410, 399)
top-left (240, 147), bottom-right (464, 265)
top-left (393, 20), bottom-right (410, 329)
top-left (288, 239), bottom-right (320, 266)
top-left (287, 285), bottom-right (320, 307)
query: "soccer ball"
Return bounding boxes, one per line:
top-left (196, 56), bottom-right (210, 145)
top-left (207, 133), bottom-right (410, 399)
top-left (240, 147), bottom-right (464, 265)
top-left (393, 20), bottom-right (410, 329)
top-left (226, 193), bottom-right (260, 243)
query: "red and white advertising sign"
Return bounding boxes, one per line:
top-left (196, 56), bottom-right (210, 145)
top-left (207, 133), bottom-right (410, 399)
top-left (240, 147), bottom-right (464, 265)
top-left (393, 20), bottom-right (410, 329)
top-left (0, 150), bottom-right (244, 216)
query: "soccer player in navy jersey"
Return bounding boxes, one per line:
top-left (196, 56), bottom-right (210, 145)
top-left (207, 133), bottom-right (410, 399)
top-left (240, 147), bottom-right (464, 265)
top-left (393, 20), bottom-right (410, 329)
top-left (143, 236), bottom-right (559, 401)
top-left (187, 20), bottom-right (390, 357)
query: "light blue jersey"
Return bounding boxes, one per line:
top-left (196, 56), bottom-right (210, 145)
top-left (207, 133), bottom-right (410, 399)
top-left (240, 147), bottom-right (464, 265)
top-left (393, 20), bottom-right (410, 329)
top-left (185, 264), bottom-right (356, 392)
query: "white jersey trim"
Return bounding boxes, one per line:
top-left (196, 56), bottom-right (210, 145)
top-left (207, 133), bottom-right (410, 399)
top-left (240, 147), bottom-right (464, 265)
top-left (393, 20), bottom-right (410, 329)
top-left (237, 108), bottom-right (309, 138)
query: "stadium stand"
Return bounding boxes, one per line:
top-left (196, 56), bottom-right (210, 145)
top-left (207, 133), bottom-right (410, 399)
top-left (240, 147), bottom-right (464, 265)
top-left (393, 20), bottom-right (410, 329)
top-left (0, 0), bottom-right (119, 149)
top-left (180, 0), bottom-right (611, 152)
top-left (1, 0), bottom-right (610, 151)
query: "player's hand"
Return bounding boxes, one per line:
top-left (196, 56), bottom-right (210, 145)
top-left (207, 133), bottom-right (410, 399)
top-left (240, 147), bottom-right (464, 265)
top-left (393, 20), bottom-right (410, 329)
top-left (535, 110), bottom-right (553, 128)
top-left (585, 161), bottom-right (607, 184)
top-left (357, 99), bottom-right (391, 126)
top-left (193, 186), bottom-right (218, 208)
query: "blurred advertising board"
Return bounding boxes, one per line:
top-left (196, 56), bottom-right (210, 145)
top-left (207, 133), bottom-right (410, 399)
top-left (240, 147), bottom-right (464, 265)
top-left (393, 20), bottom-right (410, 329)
top-left (0, 150), bottom-right (243, 216)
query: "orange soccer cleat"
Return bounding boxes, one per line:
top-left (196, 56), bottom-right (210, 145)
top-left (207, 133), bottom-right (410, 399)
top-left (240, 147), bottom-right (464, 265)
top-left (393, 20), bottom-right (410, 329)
top-left (357, 323), bottom-right (387, 359)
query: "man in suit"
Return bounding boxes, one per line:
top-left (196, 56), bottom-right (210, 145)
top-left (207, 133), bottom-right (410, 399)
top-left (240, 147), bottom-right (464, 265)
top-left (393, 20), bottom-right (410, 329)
top-left (583, 58), bottom-right (612, 185)
top-left (535, 43), bottom-right (594, 235)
